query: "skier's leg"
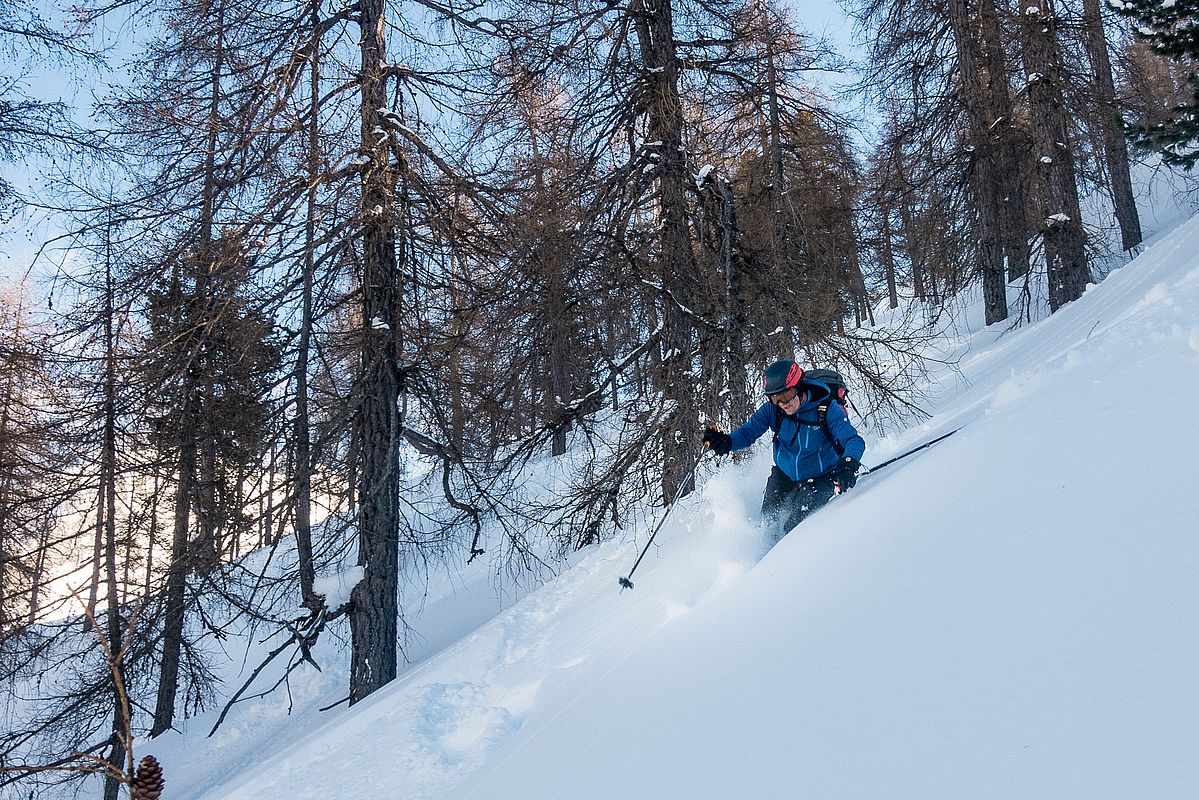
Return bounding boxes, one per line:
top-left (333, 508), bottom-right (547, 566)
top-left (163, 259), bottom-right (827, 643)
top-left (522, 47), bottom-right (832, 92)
top-left (779, 476), bottom-right (837, 536)
top-left (759, 466), bottom-right (797, 540)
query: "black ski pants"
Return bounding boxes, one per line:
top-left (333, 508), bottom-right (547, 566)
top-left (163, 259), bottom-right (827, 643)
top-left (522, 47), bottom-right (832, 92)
top-left (760, 466), bottom-right (837, 538)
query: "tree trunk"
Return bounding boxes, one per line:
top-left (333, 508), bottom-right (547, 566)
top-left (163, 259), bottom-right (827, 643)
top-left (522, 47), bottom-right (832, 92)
top-left (896, 184), bottom-right (928, 301)
top-left (0, 375), bottom-right (13, 631)
top-left (720, 178), bottom-right (751, 421)
top-left (977, 0), bottom-right (1033, 280)
top-left (1020, 0), bottom-right (1091, 311)
top-left (102, 240), bottom-right (129, 800)
top-left (1081, 0), bottom-right (1142, 251)
top-left (154, 0), bottom-right (226, 734)
top-left (633, 0), bottom-right (699, 501)
top-left (881, 205), bottom-right (900, 309)
top-left (846, 217), bottom-right (875, 327)
top-left (144, 473), bottom-right (159, 602)
top-left (86, 493), bottom-right (104, 622)
top-left (28, 517), bottom-right (50, 625)
top-left (547, 253), bottom-right (572, 457)
top-left (151, 434), bottom-right (194, 737)
top-left (945, 0), bottom-right (1008, 324)
top-left (349, 0), bottom-right (402, 705)
top-left (189, 0), bottom-right (228, 572)
top-left (293, 1), bottom-right (322, 611)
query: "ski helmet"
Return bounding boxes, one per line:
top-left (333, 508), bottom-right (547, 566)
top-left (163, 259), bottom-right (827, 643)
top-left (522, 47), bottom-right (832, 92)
top-left (763, 359), bottom-right (803, 396)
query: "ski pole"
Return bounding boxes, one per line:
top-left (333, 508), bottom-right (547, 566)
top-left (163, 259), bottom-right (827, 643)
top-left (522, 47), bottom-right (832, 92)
top-left (862, 427), bottom-right (961, 477)
top-left (618, 448), bottom-right (708, 591)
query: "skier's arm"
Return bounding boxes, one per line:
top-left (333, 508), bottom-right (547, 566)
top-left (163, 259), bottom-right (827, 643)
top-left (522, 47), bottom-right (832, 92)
top-left (728, 402), bottom-right (774, 451)
top-left (826, 403), bottom-right (866, 461)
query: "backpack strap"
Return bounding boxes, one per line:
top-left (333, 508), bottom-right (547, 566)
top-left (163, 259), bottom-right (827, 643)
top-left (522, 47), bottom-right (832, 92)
top-left (816, 402), bottom-right (846, 457)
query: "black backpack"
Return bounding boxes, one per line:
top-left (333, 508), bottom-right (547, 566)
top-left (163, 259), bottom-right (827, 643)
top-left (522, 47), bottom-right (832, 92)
top-left (770, 368), bottom-right (851, 455)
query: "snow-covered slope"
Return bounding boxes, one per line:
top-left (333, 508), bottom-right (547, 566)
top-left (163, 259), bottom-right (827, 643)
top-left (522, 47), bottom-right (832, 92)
top-left (147, 210), bottom-right (1199, 800)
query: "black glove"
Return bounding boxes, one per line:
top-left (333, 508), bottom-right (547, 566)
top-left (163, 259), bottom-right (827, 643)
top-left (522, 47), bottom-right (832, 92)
top-left (832, 455), bottom-right (860, 492)
top-left (703, 427), bottom-right (733, 456)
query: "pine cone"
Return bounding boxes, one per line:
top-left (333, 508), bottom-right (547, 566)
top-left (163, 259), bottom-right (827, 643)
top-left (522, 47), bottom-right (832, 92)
top-left (131, 755), bottom-right (165, 800)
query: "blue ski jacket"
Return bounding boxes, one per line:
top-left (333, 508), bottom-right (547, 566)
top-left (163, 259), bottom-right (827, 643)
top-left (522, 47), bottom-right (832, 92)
top-left (728, 380), bottom-right (866, 482)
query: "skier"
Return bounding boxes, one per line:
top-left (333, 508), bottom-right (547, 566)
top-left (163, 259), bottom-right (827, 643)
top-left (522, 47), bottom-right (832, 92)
top-left (702, 359), bottom-right (866, 538)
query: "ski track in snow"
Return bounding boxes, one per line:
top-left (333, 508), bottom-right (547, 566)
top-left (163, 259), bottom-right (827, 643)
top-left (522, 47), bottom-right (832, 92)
top-left (198, 524), bottom-right (756, 800)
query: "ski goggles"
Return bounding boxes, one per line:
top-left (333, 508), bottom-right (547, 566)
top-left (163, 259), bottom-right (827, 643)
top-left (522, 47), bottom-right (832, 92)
top-left (768, 386), bottom-right (802, 405)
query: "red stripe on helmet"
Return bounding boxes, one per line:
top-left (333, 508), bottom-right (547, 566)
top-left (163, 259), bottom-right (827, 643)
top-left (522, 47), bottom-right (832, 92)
top-left (787, 363), bottom-right (803, 388)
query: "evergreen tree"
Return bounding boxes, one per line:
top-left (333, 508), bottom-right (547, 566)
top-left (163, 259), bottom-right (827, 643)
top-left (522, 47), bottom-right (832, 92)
top-left (141, 234), bottom-right (280, 735)
top-left (1112, 0), bottom-right (1199, 167)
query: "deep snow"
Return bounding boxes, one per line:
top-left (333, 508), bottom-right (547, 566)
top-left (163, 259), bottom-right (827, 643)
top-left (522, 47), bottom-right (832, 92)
top-left (107, 201), bottom-right (1199, 800)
